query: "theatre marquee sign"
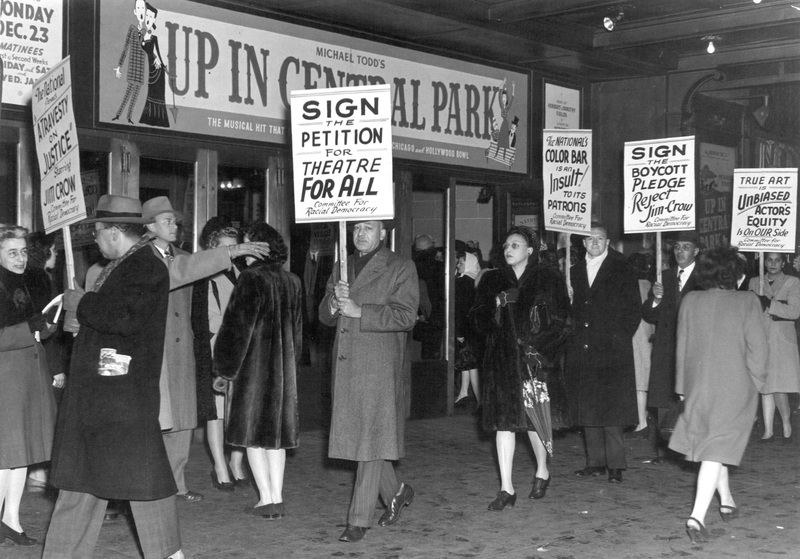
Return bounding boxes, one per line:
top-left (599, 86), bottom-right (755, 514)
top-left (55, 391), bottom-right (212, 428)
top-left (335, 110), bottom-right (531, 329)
top-left (97, 0), bottom-right (529, 174)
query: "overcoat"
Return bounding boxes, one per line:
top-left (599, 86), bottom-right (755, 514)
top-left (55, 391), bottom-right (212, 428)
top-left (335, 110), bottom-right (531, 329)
top-left (0, 268), bottom-right (56, 468)
top-left (319, 246), bottom-right (419, 462)
top-left (669, 289), bottom-right (768, 465)
top-left (49, 247), bottom-right (176, 500)
top-left (214, 260), bottom-right (303, 449)
top-left (470, 263), bottom-right (572, 432)
top-left (641, 265), bottom-right (700, 408)
top-left (565, 249), bottom-right (640, 426)
top-left (748, 272), bottom-right (800, 393)
top-left (153, 243), bottom-right (232, 432)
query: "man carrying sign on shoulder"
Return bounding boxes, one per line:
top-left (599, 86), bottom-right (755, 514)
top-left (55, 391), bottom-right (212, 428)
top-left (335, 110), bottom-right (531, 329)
top-left (319, 220), bottom-right (419, 544)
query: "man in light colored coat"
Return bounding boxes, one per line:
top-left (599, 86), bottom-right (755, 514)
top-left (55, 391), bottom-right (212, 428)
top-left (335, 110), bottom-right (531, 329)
top-left (142, 196), bottom-right (269, 501)
top-left (319, 220), bottom-right (419, 543)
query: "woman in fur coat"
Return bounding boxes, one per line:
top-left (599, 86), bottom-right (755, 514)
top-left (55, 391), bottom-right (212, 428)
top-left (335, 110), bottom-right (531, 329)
top-left (470, 227), bottom-right (571, 511)
top-left (213, 222), bottom-right (303, 520)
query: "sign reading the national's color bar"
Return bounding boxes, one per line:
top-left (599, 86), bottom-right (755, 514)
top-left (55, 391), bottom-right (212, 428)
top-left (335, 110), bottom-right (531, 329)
top-left (730, 168), bottom-right (797, 252)
top-left (542, 129), bottom-right (592, 234)
top-left (31, 57), bottom-right (86, 233)
top-left (623, 136), bottom-right (695, 234)
top-left (290, 85), bottom-right (393, 223)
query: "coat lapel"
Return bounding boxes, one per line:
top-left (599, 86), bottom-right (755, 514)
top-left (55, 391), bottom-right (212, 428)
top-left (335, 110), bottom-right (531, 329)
top-left (350, 247), bottom-right (390, 293)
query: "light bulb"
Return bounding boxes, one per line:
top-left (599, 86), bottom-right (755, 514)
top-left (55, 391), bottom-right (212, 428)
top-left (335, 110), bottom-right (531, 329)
top-left (603, 17), bottom-right (615, 31)
top-left (753, 0), bottom-right (762, 4)
top-left (707, 40), bottom-right (715, 54)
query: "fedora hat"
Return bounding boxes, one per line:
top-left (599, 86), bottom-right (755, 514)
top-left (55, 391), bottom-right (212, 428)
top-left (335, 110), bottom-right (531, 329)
top-left (142, 196), bottom-right (183, 221)
top-left (83, 195), bottom-right (152, 224)
top-left (672, 230), bottom-right (703, 248)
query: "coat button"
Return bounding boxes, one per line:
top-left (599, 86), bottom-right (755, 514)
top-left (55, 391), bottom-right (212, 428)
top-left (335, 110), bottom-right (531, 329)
top-left (340, 328), bottom-right (348, 333)
top-left (338, 355), bottom-right (347, 361)
top-left (175, 312), bottom-right (180, 317)
top-left (176, 337), bottom-right (180, 343)
top-left (584, 322), bottom-right (589, 327)
top-left (583, 344), bottom-right (588, 349)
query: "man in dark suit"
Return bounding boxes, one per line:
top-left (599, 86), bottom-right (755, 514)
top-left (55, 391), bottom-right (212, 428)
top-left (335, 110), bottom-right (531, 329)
top-left (565, 223), bottom-right (641, 484)
top-left (319, 220), bottom-right (419, 543)
top-left (641, 231), bottom-right (702, 455)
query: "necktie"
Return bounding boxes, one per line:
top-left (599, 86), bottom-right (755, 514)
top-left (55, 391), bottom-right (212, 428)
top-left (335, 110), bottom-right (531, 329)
top-left (164, 245), bottom-right (174, 261)
top-left (677, 269), bottom-right (684, 292)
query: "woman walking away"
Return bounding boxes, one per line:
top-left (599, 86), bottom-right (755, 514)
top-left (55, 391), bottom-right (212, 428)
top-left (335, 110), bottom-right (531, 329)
top-left (213, 222), bottom-right (302, 519)
top-left (669, 248), bottom-right (768, 542)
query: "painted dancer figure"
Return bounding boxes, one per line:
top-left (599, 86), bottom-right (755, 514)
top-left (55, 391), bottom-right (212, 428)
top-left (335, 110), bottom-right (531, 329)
top-left (112, 0), bottom-right (148, 124)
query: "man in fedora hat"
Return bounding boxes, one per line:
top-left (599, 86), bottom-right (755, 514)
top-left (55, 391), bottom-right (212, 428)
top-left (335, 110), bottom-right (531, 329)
top-left (319, 220), bottom-right (419, 543)
top-left (140, 195), bottom-right (269, 502)
top-left (45, 195), bottom-right (187, 558)
top-left (641, 230), bottom-right (703, 453)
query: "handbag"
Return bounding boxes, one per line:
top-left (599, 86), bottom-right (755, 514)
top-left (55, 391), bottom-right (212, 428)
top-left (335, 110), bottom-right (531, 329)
top-left (527, 301), bottom-right (573, 361)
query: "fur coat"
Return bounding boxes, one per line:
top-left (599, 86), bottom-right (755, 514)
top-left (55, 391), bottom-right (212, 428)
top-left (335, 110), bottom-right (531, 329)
top-left (213, 260), bottom-right (303, 449)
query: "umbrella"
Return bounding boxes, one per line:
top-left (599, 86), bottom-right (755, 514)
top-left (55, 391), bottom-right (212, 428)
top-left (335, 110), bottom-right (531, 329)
top-left (521, 347), bottom-right (553, 456)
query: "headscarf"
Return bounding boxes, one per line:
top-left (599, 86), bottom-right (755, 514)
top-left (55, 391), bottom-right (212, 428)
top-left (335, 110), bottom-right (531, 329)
top-left (460, 252), bottom-right (481, 281)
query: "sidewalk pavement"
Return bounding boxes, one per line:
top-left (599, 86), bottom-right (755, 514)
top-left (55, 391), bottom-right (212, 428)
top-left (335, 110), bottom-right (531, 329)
top-left (5, 409), bottom-right (799, 558)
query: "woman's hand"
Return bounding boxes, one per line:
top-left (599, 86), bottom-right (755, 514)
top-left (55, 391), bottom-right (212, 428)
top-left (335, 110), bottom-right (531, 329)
top-left (53, 374), bottom-right (66, 389)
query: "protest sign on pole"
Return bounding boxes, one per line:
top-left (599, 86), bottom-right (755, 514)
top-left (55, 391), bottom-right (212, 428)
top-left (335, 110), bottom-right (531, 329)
top-left (31, 56), bottom-right (85, 290)
top-left (542, 129), bottom-right (592, 235)
top-left (623, 136), bottom-right (695, 234)
top-left (290, 84), bottom-right (393, 281)
top-left (730, 168), bottom-right (797, 253)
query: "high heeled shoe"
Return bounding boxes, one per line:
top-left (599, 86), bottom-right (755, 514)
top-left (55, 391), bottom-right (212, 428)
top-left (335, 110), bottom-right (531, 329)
top-left (685, 517), bottom-right (709, 543)
top-left (719, 505), bottom-right (739, 522)
top-left (487, 490), bottom-right (516, 511)
top-left (0, 522), bottom-right (38, 546)
top-left (529, 476), bottom-right (550, 499)
top-left (210, 470), bottom-right (235, 491)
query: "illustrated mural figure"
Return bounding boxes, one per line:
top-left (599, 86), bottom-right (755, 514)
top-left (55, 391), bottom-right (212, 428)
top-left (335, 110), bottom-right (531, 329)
top-left (138, 3), bottom-right (171, 128)
top-left (112, 0), bottom-right (148, 124)
top-left (485, 78), bottom-right (517, 167)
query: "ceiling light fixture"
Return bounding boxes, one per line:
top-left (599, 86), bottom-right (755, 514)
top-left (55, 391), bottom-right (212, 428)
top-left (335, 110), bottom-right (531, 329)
top-left (753, 95), bottom-right (770, 127)
top-left (603, 11), bottom-right (624, 32)
top-left (753, 0), bottom-right (762, 4)
top-left (702, 35), bottom-right (720, 54)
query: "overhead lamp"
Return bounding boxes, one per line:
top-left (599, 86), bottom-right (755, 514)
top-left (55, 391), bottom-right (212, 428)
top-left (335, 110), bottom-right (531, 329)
top-left (753, 95), bottom-right (770, 127)
top-left (753, 0), bottom-right (762, 4)
top-left (702, 35), bottom-right (720, 54)
top-left (603, 11), bottom-right (624, 32)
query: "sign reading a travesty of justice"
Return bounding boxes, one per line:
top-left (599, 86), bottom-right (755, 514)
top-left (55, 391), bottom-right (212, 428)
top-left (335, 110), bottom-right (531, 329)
top-left (290, 85), bottom-right (393, 223)
top-left (542, 129), bottom-right (592, 234)
top-left (623, 136), bottom-right (695, 234)
top-left (730, 168), bottom-right (798, 252)
top-left (31, 57), bottom-right (86, 233)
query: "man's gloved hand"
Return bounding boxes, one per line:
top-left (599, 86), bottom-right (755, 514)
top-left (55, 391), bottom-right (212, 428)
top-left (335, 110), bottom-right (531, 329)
top-left (27, 312), bottom-right (48, 333)
top-left (758, 294), bottom-right (772, 311)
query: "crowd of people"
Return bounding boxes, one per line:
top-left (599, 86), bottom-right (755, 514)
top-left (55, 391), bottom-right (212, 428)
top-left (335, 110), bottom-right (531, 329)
top-left (1, 202), bottom-right (797, 553)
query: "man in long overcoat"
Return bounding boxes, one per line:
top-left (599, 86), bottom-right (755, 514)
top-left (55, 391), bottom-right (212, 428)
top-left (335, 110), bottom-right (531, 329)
top-left (565, 223), bottom-right (641, 483)
top-left (319, 220), bottom-right (419, 543)
top-left (45, 195), bottom-right (185, 559)
top-left (142, 196), bottom-right (269, 501)
top-left (641, 231), bottom-right (702, 451)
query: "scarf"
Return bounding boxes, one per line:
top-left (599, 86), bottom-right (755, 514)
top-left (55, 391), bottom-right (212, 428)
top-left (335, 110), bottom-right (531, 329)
top-left (460, 252), bottom-right (480, 281)
top-left (0, 265), bottom-right (37, 328)
top-left (91, 236), bottom-right (151, 293)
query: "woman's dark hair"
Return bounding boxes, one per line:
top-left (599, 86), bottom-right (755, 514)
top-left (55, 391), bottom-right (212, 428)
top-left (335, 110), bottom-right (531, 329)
top-left (242, 222), bottom-right (288, 265)
top-left (26, 231), bottom-right (56, 270)
top-left (199, 216), bottom-right (235, 250)
top-left (694, 247), bottom-right (744, 290)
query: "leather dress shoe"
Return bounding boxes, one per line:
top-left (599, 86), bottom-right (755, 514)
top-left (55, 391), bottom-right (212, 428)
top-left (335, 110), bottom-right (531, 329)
top-left (573, 466), bottom-right (606, 477)
top-left (1, 522), bottom-right (37, 546)
top-left (379, 483), bottom-right (414, 526)
top-left (211, 470), bottom-right (235, 491)
top-left (339, 525), bottom-right (367, 543)
top-left (608, 469), bottom-right (623, 483)
top-left (252, 503), bottom-right (275, 517)
top-left (487, 490), bottom-right (516, 511)
top-left (176, 490), bottom-right (204, 502)
top-left (529, 475), bottom-right (550, 499)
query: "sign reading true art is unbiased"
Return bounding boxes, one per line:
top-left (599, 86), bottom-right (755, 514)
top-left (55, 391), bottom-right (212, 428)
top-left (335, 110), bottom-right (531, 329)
top-left (290, 85), bottom-right (393, 223)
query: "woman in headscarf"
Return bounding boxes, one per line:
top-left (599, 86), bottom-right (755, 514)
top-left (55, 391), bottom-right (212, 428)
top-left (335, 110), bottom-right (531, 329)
top-left (0, 224), bottom-right (57, 545)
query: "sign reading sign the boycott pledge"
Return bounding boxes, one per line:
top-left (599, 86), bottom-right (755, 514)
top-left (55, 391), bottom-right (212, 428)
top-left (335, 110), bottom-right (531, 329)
top-left (623, 136), bottom-right (695, 234)
top-left (31, 56), bottom-right (85, 233)
top-left (730, 168), bottom-right (798, 252)
top-left (290, 85), bottom-right (393, 223)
